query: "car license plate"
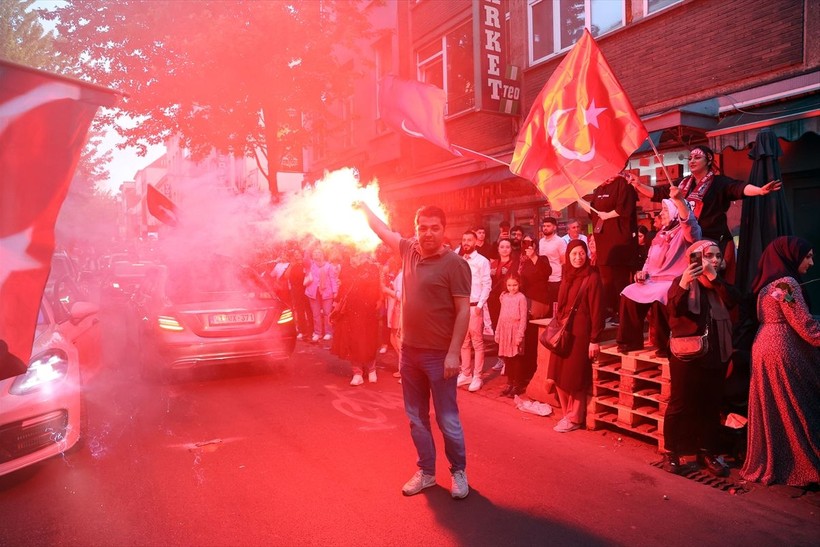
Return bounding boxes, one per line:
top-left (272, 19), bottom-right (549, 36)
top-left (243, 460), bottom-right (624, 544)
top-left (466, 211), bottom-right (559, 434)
top-left (210, 313), bottom-right (254, 325)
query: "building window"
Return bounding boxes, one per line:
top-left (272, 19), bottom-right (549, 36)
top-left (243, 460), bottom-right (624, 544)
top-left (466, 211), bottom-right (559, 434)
top-left (374, 34), bottom-right (391, 125)
top-left (645, 0), bottom-right (683, 15)
top-left (528, 0), bottom-right (625, 65)
top-left (417, 20), bottom-right (475, 116)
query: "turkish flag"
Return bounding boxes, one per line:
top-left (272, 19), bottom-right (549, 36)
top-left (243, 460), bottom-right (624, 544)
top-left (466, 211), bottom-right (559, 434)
top-left (0, 60), bottom-right (118, 379)
top-left (509, 29), bottom-right (648, 211)
top-left (379, 75), bottom-right (451, 151)
top-left (146, 183), bottom-right (179, 226)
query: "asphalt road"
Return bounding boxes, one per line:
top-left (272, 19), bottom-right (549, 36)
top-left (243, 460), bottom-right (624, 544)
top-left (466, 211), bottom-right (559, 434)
top-left (0, 337), bottom-right (817, 546)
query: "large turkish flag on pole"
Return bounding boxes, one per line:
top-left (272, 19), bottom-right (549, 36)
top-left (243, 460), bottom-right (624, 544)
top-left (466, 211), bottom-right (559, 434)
top-left (0, 60), bottom-right (118, 380)
top-left (509, 29), bottom-right (647, 211)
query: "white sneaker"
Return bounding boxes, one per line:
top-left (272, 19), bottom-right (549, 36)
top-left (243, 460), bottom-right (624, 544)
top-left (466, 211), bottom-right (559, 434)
top-left (350, 374), bottom-right (364, 386)
top-left (368, 371), bottom-right (377, 383)
top-left (456, 373), bottom-right (473, 387)
top-left (492, 358), bottom-right (504, 371)
top-left (379, 345), bottom-right (388, 354)
top-left (450, 470), bottom-right (469, 499)
top-left (402, 470), bottom-right (436, 496)
top-left (296, 333), bottom-right (304, 341)
top-left (311, 333), bottom-right (320, 342)
top-left (468, 377), bottom-right (483, 392)
top-left (323, 334), bottom-right (332, 341)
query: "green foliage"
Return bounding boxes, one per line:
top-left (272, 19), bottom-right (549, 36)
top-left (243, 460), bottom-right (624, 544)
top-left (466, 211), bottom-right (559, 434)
top-left (42, 0), bottom-right (373, 195)
top-left (0, 0), bottom-right (77, 72)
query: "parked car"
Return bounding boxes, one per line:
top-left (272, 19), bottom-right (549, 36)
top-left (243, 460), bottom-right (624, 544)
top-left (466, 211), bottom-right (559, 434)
top-left (128, 257), bottom-right (296, 381)
top-left (101, 259), bottom-right (155, 304)
top-left (0, 282), bottom-right (101, 477)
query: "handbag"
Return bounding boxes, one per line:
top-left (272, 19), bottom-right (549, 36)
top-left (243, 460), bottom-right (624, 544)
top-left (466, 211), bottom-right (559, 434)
top-left (540, 317), bottom-right (574, 358)
top-left (538, 277), bottom-right (589, 358)
top-left (669, 321), bottom-right (709, 361)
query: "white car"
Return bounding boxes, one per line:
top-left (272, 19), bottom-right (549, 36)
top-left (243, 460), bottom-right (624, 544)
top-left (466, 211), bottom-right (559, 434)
top-left (0, 291), bottom-right (100, 477)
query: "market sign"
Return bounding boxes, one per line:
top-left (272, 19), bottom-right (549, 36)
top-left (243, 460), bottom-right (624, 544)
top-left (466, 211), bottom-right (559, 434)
top-left (473, 0), bottom-right (520, 116)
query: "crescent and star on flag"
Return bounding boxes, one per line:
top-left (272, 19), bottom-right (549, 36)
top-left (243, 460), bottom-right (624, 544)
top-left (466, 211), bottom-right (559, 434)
top-left (0, 228), bottom-right (40, 289)
top-left (547, 99), bottom-right (607, 163)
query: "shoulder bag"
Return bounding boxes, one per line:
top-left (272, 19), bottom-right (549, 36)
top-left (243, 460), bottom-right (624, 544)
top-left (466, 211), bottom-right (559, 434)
top-left (669, 314), bottom-right (710, 360)
top-left (539, 277), bottom-right (589, 358)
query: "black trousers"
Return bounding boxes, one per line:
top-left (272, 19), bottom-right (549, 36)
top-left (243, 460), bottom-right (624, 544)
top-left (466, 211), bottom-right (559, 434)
top-left (616, 297), bottom-right (670, 350)
top-left (599, 265), bottom-right (631, 317)
top-left (663, 357), bottom-right (728, 454)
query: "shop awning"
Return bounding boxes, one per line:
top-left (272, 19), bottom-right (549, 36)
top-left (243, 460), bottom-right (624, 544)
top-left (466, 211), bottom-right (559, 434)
top-left (381, 163), bottom-right (514, 200)
top-left (707, 94), bottom-right (820, 151)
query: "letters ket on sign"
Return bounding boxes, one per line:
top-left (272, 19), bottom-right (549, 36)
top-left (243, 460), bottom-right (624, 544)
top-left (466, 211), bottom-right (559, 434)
top-left (473, 0), bottom-right (520, 116)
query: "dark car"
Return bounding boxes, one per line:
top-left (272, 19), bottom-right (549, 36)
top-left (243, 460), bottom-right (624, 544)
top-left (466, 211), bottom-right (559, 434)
top-left (101, 260), bottom-right (154, 304)
top-left (128, 258), bottom-right (296, 381)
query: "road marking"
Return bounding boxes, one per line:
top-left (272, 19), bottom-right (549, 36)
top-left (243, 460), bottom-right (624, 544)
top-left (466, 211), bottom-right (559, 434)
top-left (325, 384), bottom-right (404, 430)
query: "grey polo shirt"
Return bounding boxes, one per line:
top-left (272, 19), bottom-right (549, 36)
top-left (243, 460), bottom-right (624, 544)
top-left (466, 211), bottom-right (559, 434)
top-left (399, 238), bottom-right (471, 351)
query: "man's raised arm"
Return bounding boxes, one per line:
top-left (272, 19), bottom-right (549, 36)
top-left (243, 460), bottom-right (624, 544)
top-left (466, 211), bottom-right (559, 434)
top-left (354, 201), bottom-right (401, 253)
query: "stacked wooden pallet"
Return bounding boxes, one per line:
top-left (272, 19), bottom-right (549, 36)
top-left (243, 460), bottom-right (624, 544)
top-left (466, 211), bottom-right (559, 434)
top-left (587, 343), bottom-right (670, 450)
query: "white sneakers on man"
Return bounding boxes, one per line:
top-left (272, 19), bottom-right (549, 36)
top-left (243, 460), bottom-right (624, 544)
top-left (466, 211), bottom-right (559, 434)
top-left (368, 371), bottom-right (377, 383)
top-left (468, 377), bottom-right (483, 392)
top-left (350, 374), bottom-right (364, 386)
top-left (402, 470), bottom-right (436, 496)
top-left (323, 333), bottom-right (332, 341)
top-left (456, 373), bottom-right (472, 387)
top-left (451, 470), bottom-right (469, 499)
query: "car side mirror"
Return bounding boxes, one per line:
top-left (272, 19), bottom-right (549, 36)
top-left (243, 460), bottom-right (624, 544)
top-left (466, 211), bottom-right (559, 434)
top-left (69, 301), bottom-right (99, 324)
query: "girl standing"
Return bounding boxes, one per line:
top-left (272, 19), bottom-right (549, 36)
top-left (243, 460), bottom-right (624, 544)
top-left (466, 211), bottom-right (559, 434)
top-left (495, 276), bottom-right (528, 397)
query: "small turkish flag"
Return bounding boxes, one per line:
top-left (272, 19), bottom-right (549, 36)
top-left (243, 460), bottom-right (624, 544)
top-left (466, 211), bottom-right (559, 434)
top-left (379, 75), bottom-right (451, 151)
top-left (509, 29), bottom-right (648, 211)
top-left (0, 60), bottom-right (118, 379)
top-left (146, 183), bottom-right (179, 226)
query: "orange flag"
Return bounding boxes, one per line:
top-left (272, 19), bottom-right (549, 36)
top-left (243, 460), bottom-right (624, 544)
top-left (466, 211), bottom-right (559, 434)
top-left (509, 29), bottom-right (647, 211)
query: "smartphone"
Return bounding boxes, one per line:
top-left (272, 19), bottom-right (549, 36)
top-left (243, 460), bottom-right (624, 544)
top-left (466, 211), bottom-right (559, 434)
top-left (690, 251), bottom-right (703, 265)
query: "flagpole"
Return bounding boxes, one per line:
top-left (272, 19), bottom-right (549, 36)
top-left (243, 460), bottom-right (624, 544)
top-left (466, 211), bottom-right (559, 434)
top-left (648, 136), bottom-right (674, 186)
top-left (450, 144), bottom-right (510, 167)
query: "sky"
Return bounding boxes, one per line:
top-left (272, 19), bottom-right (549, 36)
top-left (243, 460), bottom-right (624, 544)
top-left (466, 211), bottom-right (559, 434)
top-left (31, 0), bottom-right (165, 195)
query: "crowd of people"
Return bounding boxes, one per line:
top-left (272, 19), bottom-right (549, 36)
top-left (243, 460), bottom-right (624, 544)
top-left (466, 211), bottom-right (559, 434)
top-left (263, 145), bottom-right (818, 492)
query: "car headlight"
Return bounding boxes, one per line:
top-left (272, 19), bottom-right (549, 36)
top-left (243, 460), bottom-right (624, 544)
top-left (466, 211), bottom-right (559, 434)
top-left (277, 309), bottom-right (294, 324)
top-left (10, 350), bottom-right (70, 395)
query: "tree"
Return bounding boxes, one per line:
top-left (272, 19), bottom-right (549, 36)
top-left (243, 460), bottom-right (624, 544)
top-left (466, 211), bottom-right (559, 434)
top-left (41, 1), bottom-right (373, 200)
top-left (0, 0), bottom-right (61, 71)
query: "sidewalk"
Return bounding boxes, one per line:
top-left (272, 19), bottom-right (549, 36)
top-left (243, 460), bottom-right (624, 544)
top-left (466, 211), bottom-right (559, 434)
top-left (368, 342), bottom-right (820, 511)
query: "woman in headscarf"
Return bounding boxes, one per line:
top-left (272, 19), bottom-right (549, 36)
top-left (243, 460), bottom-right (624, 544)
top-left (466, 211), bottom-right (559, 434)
top-left (741, 236), bottom-right (819, 486)
top-left (616, 188), bottom-right (702, 357)
top-left (548, 240), bottom-right (604, 433)
top-left (662, 240), bottom-right (742, 476)
top-left (331, 250), bottom-right (382, 386)
top-left (629, 145), bottom-right (782, 282)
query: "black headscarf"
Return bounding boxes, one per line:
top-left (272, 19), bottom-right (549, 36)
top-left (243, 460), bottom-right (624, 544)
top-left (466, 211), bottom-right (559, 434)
top-left (556, 240), bottom-right (593, 316)
top-left (563, 239), bottom-right (592, 282)
top-left (751, 236), bottom-right (812, 301)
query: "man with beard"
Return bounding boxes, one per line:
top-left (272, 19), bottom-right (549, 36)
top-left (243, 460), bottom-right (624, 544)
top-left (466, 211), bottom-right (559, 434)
top-left (456, 230), bottom-right (492, 392)
top-left (355, 202), bottom-right (472, 500)
top-left (538, 216), bottom-right (566, 317)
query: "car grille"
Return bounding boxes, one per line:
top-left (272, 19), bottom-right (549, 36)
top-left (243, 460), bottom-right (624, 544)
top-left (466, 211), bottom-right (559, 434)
top-left (0, 410), bottom-right (69, 463)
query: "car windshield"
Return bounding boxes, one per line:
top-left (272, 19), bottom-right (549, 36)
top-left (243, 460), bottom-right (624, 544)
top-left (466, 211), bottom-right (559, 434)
top-left (164, 261), bottom-right (272, 304)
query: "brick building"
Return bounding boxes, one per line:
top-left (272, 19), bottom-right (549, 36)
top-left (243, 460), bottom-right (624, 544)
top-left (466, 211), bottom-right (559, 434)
top-left (310, 0), bottom-right (818, 293)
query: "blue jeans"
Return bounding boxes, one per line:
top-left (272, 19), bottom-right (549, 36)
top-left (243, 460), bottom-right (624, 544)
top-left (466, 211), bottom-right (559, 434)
top-left (400, 345), bottom-right (466, 475)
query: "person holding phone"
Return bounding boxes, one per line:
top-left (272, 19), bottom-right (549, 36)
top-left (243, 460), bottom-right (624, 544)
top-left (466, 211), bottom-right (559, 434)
top-left (662, 240), bottom-right (742, 476)
top-left (615, 187), bottom-right (702, 357)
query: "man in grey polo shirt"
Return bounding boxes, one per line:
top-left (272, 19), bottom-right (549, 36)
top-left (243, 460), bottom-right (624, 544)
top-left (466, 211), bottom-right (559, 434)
top-left (356, 202), bottom-right (472, 500)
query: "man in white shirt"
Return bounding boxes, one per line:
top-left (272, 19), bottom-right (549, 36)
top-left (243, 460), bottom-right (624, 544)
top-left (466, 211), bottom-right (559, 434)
top-left (456, 230), bottom-right (492, 392)
top-left (560, 219), bottom-right (588, 245)
top-left (538, 216), bottom-right (566, 317)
